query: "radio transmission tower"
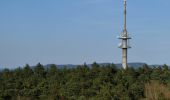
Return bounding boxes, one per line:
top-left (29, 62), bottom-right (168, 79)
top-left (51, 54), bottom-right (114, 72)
top-left (118, 0), bottom-right (131, 69)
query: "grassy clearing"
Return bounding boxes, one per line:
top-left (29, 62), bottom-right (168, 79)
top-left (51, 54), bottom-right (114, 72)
top-left (143, 80), bottom-right (170, 100)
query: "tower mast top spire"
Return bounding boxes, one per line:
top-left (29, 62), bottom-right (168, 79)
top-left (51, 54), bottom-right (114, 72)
top-left (124, 0), bottom-right (127, 31)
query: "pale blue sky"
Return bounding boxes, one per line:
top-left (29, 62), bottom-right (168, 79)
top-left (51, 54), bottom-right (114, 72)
top-left (0, 0), bottom-right (170, 68)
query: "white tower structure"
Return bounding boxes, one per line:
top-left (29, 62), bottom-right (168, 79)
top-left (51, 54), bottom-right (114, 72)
top-left (118, 0), bottom-right (131, 69)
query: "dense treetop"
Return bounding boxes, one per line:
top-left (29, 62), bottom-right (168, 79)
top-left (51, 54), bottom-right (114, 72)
top-left (0, 63), bottom-right (170, 100)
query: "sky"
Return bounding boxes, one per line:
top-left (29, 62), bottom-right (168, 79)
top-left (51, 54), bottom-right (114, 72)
top-left (0, 0), bottom-right (170, 68)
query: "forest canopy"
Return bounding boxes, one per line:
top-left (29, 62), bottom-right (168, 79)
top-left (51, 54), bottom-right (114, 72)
top-left (0, 63), bottom-right (170, 100)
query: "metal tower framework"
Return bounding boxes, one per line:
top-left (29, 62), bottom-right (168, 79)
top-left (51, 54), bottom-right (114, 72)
top-left (118, 0), bottom-right (131, 69)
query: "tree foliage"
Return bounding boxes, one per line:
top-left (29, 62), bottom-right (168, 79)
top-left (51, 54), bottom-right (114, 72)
top-left (0, 63), bottom-right (170, 99)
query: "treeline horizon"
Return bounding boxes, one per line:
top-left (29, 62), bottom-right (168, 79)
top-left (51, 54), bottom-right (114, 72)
top-left (0, 62), bottom-right (167, 71)
top-left (0, 62), bottom-right (170, 99)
